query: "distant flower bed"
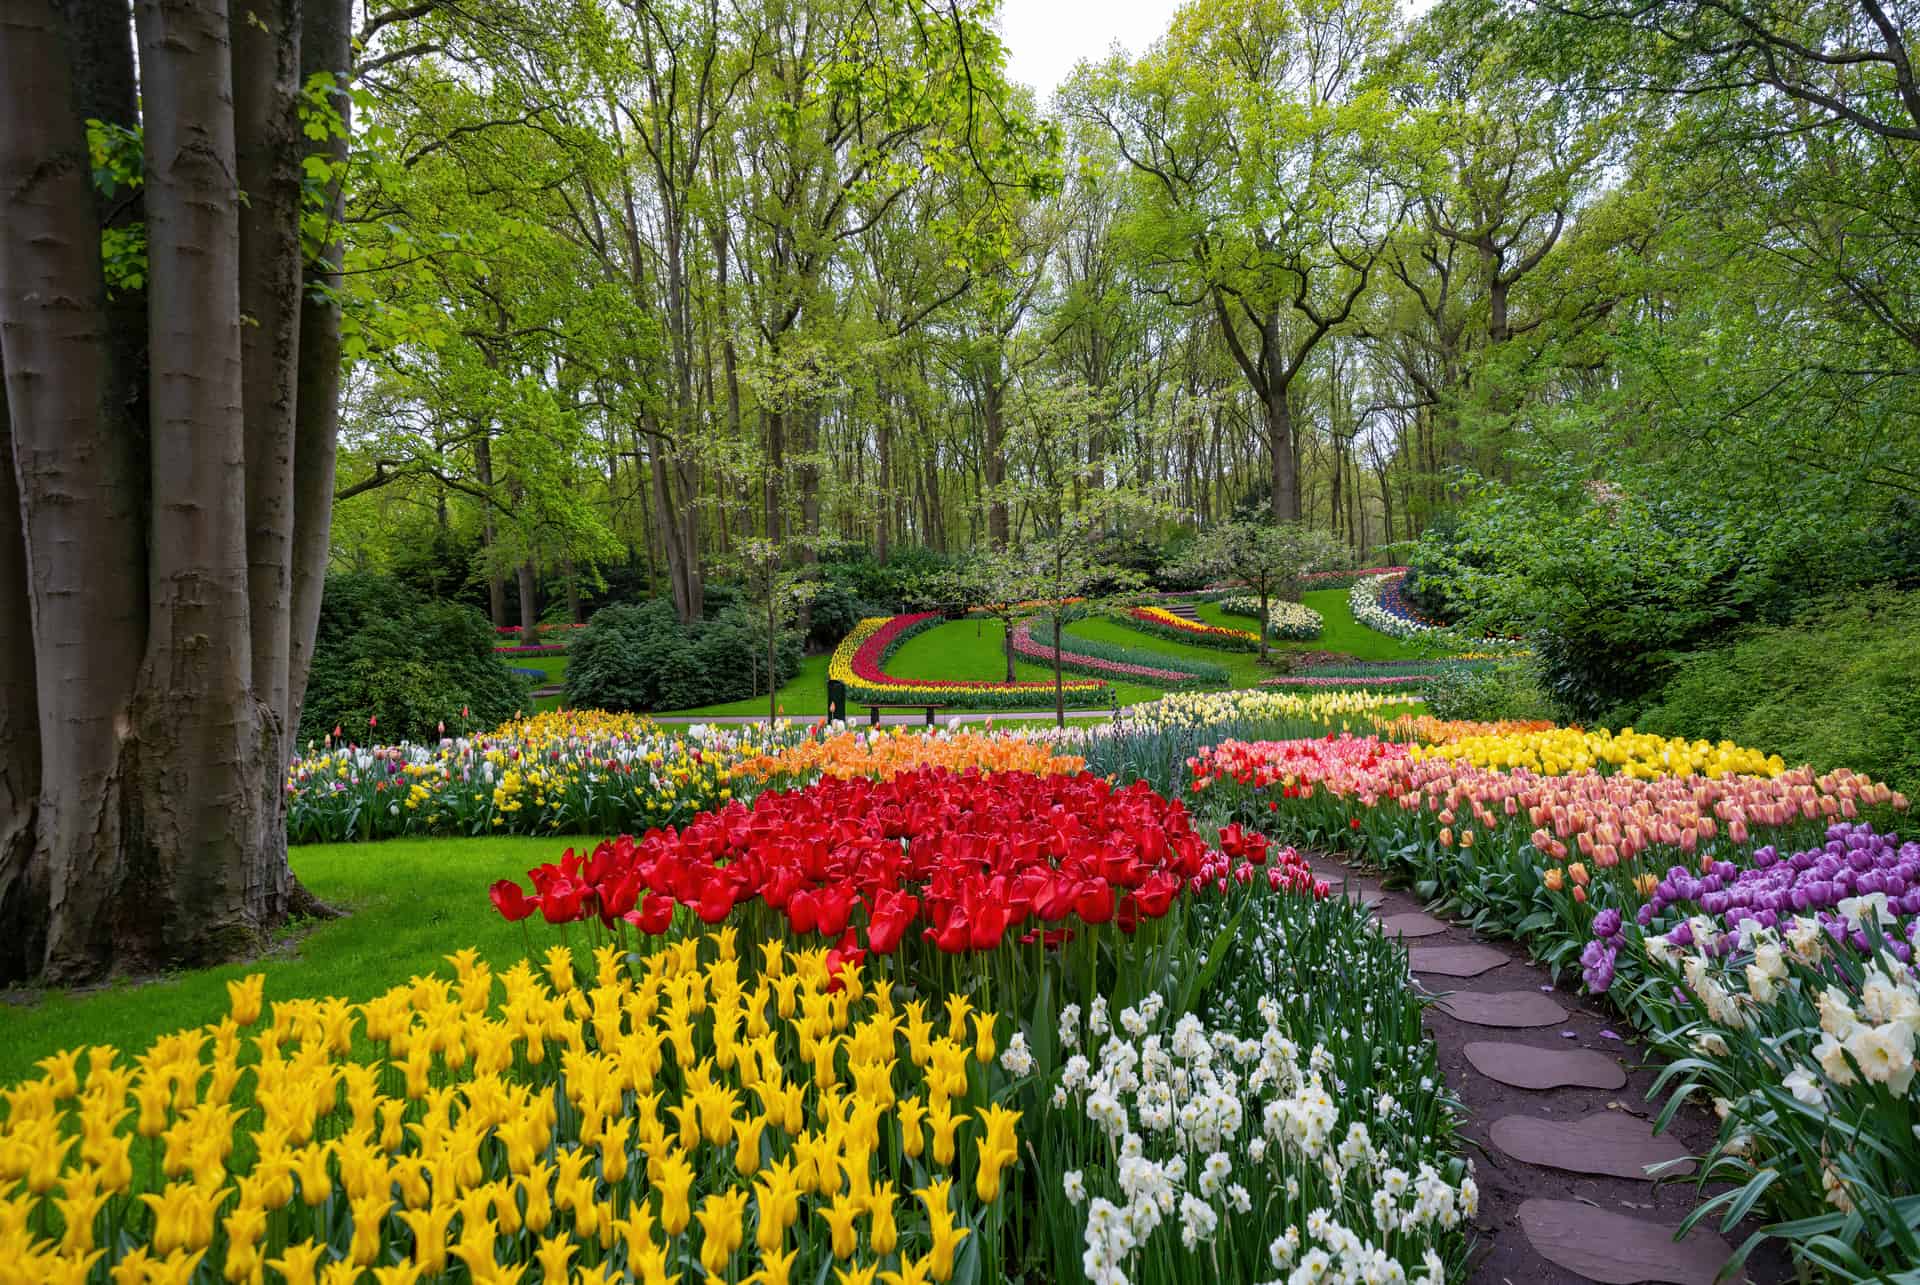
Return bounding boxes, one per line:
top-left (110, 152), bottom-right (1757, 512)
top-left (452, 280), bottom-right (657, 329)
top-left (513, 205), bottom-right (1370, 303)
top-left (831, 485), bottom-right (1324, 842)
top-left (1350, 573), bottom-right (1442, 640)
top-left (493, 622), bottom-right (586, 635)
top-left (493, 642), bottom-right (568, 655)
top-left (830, 614), bottom-right (1112, 710)
top-left (1014, 618), bottom-right (1227, 688)
top-left (1299, 565), bottom-right (1408, 590)
top-left (1216, 594), bottom-right (1324, 640)
top-left (1259, 673), bottom-right (1429, 689)
top-left (1118, 605), bottom-right (1260, 652)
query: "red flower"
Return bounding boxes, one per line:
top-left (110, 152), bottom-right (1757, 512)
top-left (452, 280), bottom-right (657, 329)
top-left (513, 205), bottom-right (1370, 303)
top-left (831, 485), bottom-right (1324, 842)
top-left (539, 879), bottom-right (587, 924)
top-left (866, 888), bottom-right (919, 954)
top-left (625, 893), bottom-right (675, 935)
top-left (489, 879), bottom-right (537, 922)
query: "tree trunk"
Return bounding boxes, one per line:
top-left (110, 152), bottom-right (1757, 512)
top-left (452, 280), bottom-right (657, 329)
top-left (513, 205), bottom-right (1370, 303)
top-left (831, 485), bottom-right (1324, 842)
top-left (0, 363), bottom-right (45, 981)
top-left (564, 554), bottom-right (582, 623)
top-left (1265, 390), bottom-right (1300, 523)
top-left (475, 434), bottom-right (507, 626)
top-left (0, 0), bottom-right (150, 984)
top-left (129, 0), bottom-right (284, 975)
top-left (518, 559), bottom-right (539, 645)
top-left (984, 376), bottom-right (1009, 546)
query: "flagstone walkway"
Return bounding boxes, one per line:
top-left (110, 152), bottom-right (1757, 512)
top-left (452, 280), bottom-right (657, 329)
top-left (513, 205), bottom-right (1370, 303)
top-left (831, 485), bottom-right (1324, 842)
top-left (1304, 853), bottom-right (1796, 1285)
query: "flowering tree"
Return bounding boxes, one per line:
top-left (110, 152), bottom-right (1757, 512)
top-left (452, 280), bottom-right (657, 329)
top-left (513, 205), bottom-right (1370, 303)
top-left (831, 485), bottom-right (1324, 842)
top-left (1177, 520), bottom-right (1343, 661)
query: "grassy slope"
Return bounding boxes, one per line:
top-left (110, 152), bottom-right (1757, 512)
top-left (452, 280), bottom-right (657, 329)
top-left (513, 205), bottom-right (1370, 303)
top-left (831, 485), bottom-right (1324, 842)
top-left (0, 837), bottom-right (588, 1086)
top-left (1193, 589), bottom-right (1434, 662)
top-left (657, 588), bottom-right (1434, 717)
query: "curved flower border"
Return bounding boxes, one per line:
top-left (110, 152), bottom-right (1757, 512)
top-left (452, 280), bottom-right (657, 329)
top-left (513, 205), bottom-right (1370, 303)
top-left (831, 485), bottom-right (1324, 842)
top-left (1118, 606), bottom-right (1260, 652)
top-left (1012, 619), bottom-right (1225, 688)
top-left (830, 614), bottom-right (1112, 709)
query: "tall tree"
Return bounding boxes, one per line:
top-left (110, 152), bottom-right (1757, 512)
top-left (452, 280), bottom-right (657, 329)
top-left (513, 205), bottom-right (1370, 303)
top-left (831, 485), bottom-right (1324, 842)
top-left (0, 0), bottom-right (351, 983)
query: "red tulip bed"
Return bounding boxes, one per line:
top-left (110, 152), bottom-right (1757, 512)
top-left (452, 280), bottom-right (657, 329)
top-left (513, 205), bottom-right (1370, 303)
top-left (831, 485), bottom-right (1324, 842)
top-left (491, 766), bottom-right (1325, 983)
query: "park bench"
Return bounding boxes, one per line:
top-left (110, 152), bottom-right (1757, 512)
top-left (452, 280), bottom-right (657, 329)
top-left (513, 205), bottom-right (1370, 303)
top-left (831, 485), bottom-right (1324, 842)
top-left (862, 702), bottom-right (949, 726)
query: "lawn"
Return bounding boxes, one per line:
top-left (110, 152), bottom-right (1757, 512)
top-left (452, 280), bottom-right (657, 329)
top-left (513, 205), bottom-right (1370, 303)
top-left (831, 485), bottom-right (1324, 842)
top-left (0, 836), bottom-right (589, 1086)
top-left (642, 591), bottom-right (1438, 719)
top-left (1192, 588), bottom-right (1437, 661)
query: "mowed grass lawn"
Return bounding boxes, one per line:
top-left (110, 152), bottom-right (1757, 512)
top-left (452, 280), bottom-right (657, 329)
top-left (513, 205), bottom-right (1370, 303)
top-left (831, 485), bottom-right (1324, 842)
top-left (647, 589), bottom-right (1436, 717)
top-left (0, 837), bottom-right (593, 1086)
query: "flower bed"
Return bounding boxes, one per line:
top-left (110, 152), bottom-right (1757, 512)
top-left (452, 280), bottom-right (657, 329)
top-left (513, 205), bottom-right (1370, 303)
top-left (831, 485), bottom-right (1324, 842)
top-left (494, 622), bottom-right (586, 636)
top-left (1024, 900), bottom-right (1469, 1285)
top-left (492, 642), bottom-right (569, 656)
top-left (488, 768), bottom-right (1325, 958)
top-left (1116, 605), bottom-right (1260, 652)
top-left (1298, 565), bottom-right (1409, 590)
top-left (0, 930), bottom-right (1022, 1285)
top-left (1349, 573), bottom-right (1443, 641)
top-left (732, 725), bottom-right (1088, 785)
top-left (830, 614), bottom-right (1112, 710)
top-left (1259, 672), bottom-right (1430, 689)
top-left (1217, 594), bottom-right (1324, 640)
top-left (1193, 727), bottom-right (1914, 1277)
top-left (286, 709), bottom-right (798, 842)
top-left (1014, 618), bottom-right (1228, 688)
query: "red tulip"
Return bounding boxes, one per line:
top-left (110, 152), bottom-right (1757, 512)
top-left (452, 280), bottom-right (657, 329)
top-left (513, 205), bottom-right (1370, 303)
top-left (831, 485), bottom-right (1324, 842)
top-left (625, 893), bottom-right (675, 935)
top-left (489, 879), bottom-right (537, 922)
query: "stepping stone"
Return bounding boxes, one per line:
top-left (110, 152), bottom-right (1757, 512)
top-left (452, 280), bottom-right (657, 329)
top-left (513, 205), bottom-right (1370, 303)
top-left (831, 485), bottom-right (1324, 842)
top-left (1518, 1199), bottom-right (1731, 1285)
top-left (1379, 911), bottom-right (1447, 938)
top-left (1464, 1041), bottom-right (1627, 1091)
top-left (1492, 1113), bottom-right (1696, 1180)
top-left (1349, 887), bottom-right (1384, 908)
top-left (1436, 990), bottom-right (1566, 1028)
top-left (1407, 944), bottom-right (1508, 977)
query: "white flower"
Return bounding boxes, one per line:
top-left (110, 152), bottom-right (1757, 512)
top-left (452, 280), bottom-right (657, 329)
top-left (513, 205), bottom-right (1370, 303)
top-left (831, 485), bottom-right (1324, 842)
top-left (1059, 1004), bottom-right (1082, 1048)
top-left (1063, 1170), bottom-right (1087, 1204)
top-left (1845, 1020), bottom-right (1916, 1095)
top-left (1000, 1031), bottom-right (1035, 1076)
top-left (1813, 1033), bottom-right (1859, 1086)
top-left (1691, 1030), bottom-right (1729, 1058)
top-left (1782, 1065), bottom-right (1827, 1108)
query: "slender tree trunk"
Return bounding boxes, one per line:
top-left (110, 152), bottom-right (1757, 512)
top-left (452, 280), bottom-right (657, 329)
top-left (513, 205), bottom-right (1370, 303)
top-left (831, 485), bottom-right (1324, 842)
top-left (984, 375), bottom-right (1009, 546)
top-left (475, 434), bottom-right (507, 626)
top-left (564, 554), bottom-right (582, 623)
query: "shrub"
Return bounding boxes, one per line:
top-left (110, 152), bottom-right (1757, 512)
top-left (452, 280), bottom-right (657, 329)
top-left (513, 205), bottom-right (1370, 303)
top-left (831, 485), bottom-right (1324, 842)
top-left (299, 574), bottom-right (527, 744)
top-left (564, 599), bottom-right (800, 713)
top-left (804, 580), bottom-right (879, 650)
top-left (1422, 659), bottom-right (1562, 724)
top-left (1630, 589), bottom-right (1920, 798)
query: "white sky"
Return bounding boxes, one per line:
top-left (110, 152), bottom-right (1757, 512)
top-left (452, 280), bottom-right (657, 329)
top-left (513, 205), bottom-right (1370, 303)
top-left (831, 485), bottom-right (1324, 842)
top-left (998, 0), bottom-right (1438, 100)
top-left (998, 0), bottom-right (1182, 101)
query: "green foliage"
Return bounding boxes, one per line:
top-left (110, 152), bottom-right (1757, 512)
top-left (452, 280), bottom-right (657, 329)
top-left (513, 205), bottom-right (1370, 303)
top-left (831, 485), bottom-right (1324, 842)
top-left (563, 600), bottom-right (800, 713)
top-left (1422, 659), bottom-right (1561, 723)
top-left (804, 581), bottom-right (880, 651)
top-left (300, 575), bottom-right (527, 744)
top-left (1630, 590), bottom-right (1920, 799)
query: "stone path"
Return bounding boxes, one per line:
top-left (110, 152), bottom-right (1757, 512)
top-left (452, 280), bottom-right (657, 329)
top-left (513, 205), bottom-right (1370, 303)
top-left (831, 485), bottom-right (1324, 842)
top-left (1306, 856), bottom-right (1794, 1285)
top-left (1161, 601), bottom-right (1203, 621)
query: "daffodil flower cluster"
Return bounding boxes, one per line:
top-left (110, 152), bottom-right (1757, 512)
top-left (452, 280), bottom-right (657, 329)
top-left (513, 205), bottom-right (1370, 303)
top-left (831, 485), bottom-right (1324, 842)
top-left (1628, 913), bottom-right (1920, 1277)
top-left (286, 711), bottom-right (806, 843)
top-left (1216, 596), bottom-right (1325, 642)
top-left (1022, 995), bottom-right (1471, 1285)
top-left (0, 931), bottom-right (1019, 1285)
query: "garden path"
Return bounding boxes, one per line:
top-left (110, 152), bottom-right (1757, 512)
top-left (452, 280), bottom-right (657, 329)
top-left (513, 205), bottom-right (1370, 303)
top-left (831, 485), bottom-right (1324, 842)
top-left (1305, 854), bottom-right (1796, 1285)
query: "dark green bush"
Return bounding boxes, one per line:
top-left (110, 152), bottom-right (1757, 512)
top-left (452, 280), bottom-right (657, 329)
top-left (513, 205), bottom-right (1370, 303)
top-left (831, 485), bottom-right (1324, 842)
top-left (805, 582), bottom-right (879, 651)
top-left (1422, 659), bottom-right (1562, 724)
top-left (300, 574), bottom-right (527, 744)
top-left (564, 600), bottom-right (800, 713)
top-left (1629, 590), bottom-right (1920, 799)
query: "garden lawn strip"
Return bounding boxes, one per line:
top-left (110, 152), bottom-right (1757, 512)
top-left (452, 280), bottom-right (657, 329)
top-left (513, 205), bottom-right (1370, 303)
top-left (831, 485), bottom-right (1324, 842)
top-left (1304, 849), bottom-right (1797, 1285)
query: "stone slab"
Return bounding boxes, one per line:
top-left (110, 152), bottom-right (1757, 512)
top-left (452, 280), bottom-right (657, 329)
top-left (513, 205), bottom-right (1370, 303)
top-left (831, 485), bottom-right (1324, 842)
top-left (1408, 944), bottom-right (1509, 977)
top-left (1379, 911), bottom-right (1448, 938)
top-left (1492, 1112), bottom-right (1696, 1180)
top-left (1464, 1041), bottom-right (1627, 1091)
top-left (1518, 1199), bottom-right (1731, 1285)
top-left (1436, 989), bottom-right (1567, 1028)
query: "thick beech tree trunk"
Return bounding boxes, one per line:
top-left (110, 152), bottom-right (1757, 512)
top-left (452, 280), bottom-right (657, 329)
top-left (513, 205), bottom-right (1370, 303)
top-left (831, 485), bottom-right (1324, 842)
top-left (0, 0), bottom-right (350, 984)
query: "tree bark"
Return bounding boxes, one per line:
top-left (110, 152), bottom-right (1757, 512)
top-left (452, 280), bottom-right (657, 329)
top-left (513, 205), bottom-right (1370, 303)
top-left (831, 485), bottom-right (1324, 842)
top-left (130, 0), bottom-right (284, 973)
top-left (0, 0), bottom-right (150, 984)
top-left (0, 362), bottom-right (45, 981)
top-left (475, 433), bottom-right (507, 626)
top-left (1266, 390), bottom-right (1300, 523)
top-left (518, 558), bottom-right (539, 643)
top-left (288, 0), bottom-right (350, 750)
